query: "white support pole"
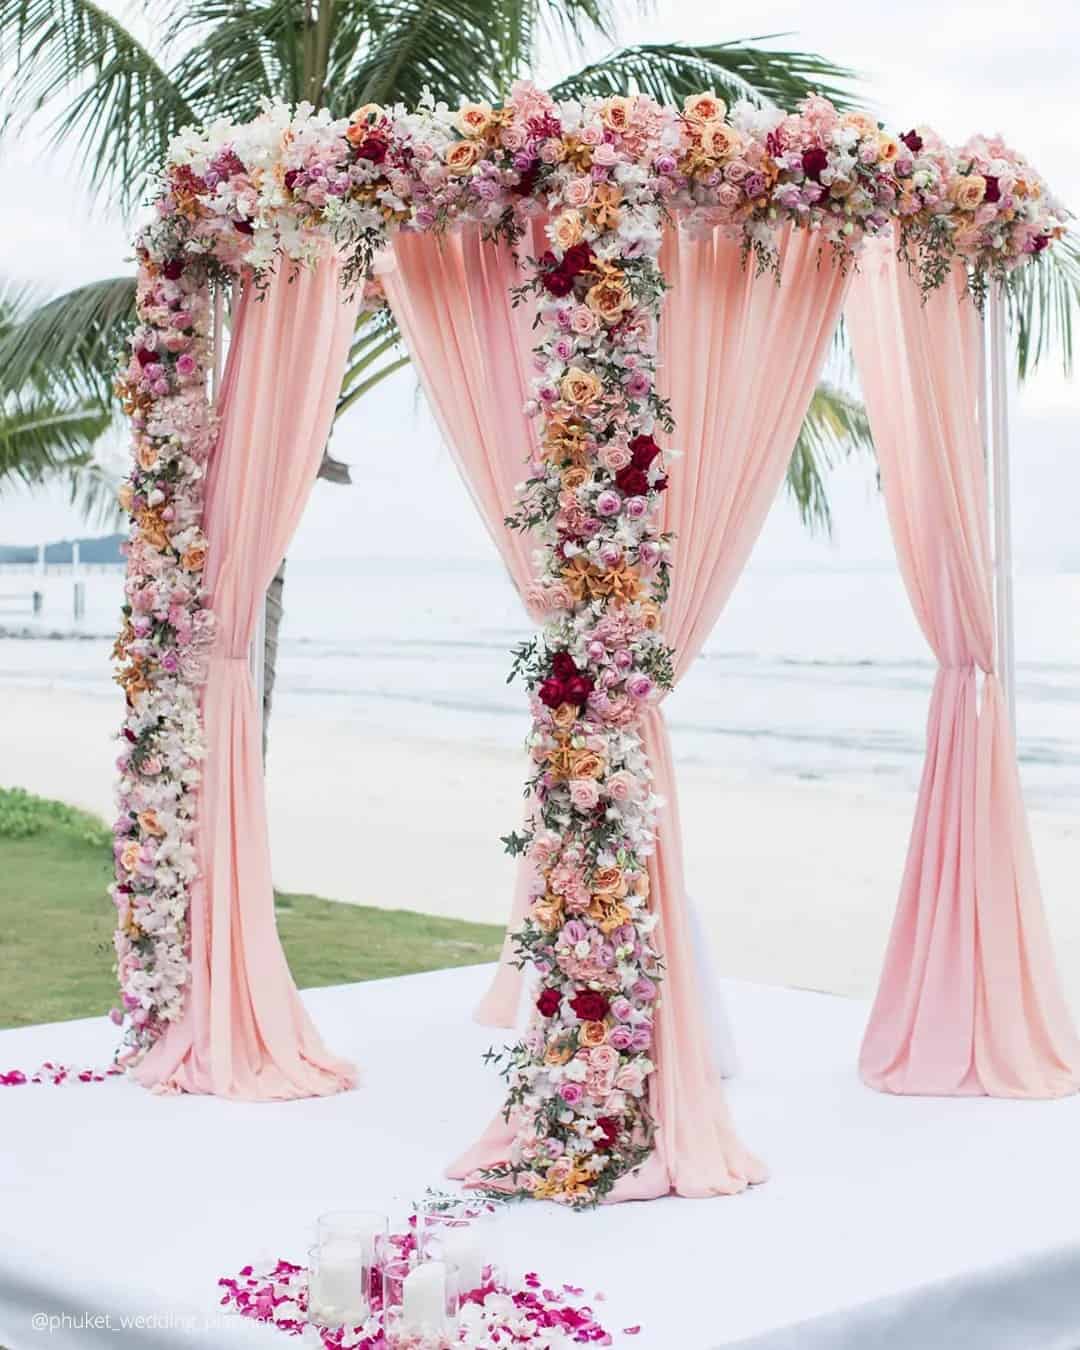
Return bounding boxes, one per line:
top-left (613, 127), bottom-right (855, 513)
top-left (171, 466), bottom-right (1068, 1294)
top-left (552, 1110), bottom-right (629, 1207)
top-left (989, 283), bottom-right (1017, 732)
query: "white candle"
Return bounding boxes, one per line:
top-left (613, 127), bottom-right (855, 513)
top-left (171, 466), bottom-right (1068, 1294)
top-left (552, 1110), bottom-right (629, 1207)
top-left (310, 1239), bottom-right (369, 1324)
top-left (402, 1261), bottom-right (447, 1332)
top-left (441, 1228), bottom-right (484, 1293)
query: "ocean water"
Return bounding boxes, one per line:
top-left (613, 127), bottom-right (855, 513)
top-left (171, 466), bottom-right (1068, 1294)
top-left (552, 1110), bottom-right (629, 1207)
top-left (2, 559), bottom-right (1077, 810)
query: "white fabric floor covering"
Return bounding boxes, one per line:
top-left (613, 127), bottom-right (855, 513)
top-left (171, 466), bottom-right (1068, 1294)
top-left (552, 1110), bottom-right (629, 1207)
top-left (2, 965), bottom-right (1079, 1350)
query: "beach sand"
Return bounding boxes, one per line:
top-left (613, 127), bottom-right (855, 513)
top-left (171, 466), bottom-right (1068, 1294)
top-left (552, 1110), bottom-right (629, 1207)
top-left (7, 684), bottom-right (1079, 1011)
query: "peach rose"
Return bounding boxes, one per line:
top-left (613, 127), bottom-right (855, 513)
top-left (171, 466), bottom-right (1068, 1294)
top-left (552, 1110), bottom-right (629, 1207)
top-left (119, 840), bottom-right (140, 872)
top-left (118, 483), bottom-right (134, 512)
top-left (561, 465), bottom-right (588, 490)
top-left (700, 123), bottom-right (742, 160)
top-left (631, 870), bottom-right (650, 898)
top-left (552, 210), bottom-right (585, 250)
top-left (950, 174), bottom-right (987, 211)
top-left (137, 441), bottom-right (159, 471)
top-left (456, 102), bottom-right (493, 138)
top-left (683, 91), bottom-right (726, 124)
top-left (181, 543), bottom-right (207, 572)
top-left (876, 135), bottom-right (899, 163)
top-left (137, 809), bottom-right (166, 838)
top-left (552, 702), bottom-right (579, 732)
top-left (585, 277), bottom-right (632, 325)
top-left (579, 1021), bottom-right (608, 1048)
top-left (532, 894), bottom-right (565, 931)
top-left (600, 96), bottom-right (634, 133)
top-left (560, 366), bottom-right (603, 407)
top-left (841, 110), bottom-right (879, 137)
top-left (445, 140), bottom-right (481, 175)
top-left (569, 749), bottom-right (605, 780)
top-left (592, 865), bottom-right (627, 898)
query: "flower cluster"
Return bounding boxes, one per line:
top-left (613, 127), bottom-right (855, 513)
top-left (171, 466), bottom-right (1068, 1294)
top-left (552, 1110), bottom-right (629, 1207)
top-left (111, 253), bottom-right (217, 1058)
top-left (218, 1253), bottom-right (624, 1348)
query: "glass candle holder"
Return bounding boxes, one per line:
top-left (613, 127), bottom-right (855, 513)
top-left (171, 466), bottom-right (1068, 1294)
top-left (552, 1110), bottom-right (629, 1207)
top-left (383, 1256), bottom-right (460, 1349)
top-left (413, 1200), bottom-right (498, 1297)
top-left (307, 1241), bottom-right (373, 1329)
top-left (316, 1210), bottom-right (389, 1254)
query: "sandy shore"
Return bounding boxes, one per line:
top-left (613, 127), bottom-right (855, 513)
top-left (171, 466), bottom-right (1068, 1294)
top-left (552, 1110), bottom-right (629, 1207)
top-left (6, 684), bottom-right (1079, 1010)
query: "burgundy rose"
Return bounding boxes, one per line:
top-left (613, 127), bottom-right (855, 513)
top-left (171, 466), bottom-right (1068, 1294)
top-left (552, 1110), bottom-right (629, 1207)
top-left (135, 348), bottom-right (157, 367)
top-left (511, 161), bottom-right (541, 197)
top-left (538, 676), bottom-right (567, 708)
top-left (628, 434), bottom-right (661, 470)
top-left (233, 218), bottom-right (254, 235)
top-left (283, 169), bottom-right (300, 191)
top-left (1033, 234), bottom-right (1050, 253)
top-left (765, 129), bottom-right (783, 159)
top-left (654, 474), bottom-right (669, 494)
top-left (595, 1116), bottom-right (619, 1150)
top-left (564, 674), bottom-right (594, 706)
top-left (542, 268), bottom-right (575, 297)
top-left (614, 465), bottom-right (649, 497)
top-left (900, 129), bottom-right (923, 154)
top-left (551, 651), bottom-right (579, 680)
top-left (983, 175), bottom-right (1001, 203)
top-left (561, 243), bottom-right (593, 277)
top-left (162, 258), bottom-right (184, 281)
top-left (355, 135), bottom-right (388, 164)
top-left (536, 988), bottom-right (562, 1017)
top-left (801, 146), bottom-right (829, 182)
top-left (570, 990), bottom-right (610, 1022)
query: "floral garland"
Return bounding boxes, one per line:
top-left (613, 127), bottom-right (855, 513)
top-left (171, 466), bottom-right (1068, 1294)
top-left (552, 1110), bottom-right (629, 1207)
top-left (111, 87), bottom-right (1066, 1108)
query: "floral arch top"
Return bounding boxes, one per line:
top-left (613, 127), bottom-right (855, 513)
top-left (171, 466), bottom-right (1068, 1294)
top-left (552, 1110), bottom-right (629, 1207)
top-left (112, 84), bottom-right (1065, 1204)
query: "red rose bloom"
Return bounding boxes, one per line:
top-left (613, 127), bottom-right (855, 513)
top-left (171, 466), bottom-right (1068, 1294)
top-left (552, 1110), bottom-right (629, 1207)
top-left (162, 258), bottom-right (184, 281)
top-left (551, 651), bottom-right (579, 680)
top-left (570, 990), bottom-right (610, 1022)
top-left (900, 129), bottom-right (923, 154)
top-left (564, 674), bottom-right (594, 706)
top-left (628, 434), bottom-right (661, 470)
top-left (595, 1116), bottom-right (619, 1150)
top-left (543, 268), bottom-right (575, 297)
top-left (983, 175), bottom-right (1001, 203)
top-left (356, 135), bottom-right (388, 164)
top-left (538, 677), bottom-right (567, 708)
top-left (801, 147), bottom-right (829, 182)
top-left (614, 465), bottom-right (649, 497)
top-left (136, 348), bottom-right (157, 367)
top-left (234, 218), bottom-right (254, 235)
top-left (561, 242), bottom-right (594, 277)
top-left (537, 988), bottom-right (561, 1017)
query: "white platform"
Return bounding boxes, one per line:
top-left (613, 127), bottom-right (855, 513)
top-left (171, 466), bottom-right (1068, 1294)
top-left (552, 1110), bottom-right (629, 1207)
top-left (2, 966), bottom-right (1079, 1350)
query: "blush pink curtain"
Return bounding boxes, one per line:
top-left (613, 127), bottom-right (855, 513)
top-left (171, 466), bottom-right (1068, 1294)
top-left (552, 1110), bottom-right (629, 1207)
top-left (379, 225), bottom-right (544, 1026)
top-left (134, 255), bottom-right (361, 1100)
top-left (846, 249), bottom-right (1080, 1098)
top-left (449, 224), bottom-right (850, 1199)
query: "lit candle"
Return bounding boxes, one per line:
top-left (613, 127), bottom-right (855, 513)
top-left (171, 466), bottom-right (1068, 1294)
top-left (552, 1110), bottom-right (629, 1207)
top-left (402, 1260), bottom-right (447, 1332)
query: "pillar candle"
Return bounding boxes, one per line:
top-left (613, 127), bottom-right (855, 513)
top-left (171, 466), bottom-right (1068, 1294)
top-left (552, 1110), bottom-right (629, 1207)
top-left (402, 1260), bottom-right (447, 1332)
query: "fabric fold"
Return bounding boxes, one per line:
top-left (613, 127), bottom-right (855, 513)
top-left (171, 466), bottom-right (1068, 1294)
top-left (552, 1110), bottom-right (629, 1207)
top-left (847, 248), bottom-right (1079, 1099)
top-left (134, 255), bottom-right (360, 1100)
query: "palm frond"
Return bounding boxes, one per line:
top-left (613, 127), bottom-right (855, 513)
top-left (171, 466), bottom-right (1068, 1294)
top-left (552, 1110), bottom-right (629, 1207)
top-left (787, 381), bottom-right (875, 532)
top-left (0, 277), bottom-right (136, 404)
top-left (0, 0), bottom-right (196, 210)
top-left (551, 36), bottom-right (857, 110)
top-left (64, 455), bottom-right (124, 528)
top-left (1005, 229), bottom-right (1080, 381)
top-left (0, 396), bottom-right (110, 487)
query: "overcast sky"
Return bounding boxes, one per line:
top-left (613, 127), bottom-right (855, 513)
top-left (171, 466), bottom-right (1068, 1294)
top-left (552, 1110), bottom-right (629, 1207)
top-left (0, 0), bottom-right (1076, 569)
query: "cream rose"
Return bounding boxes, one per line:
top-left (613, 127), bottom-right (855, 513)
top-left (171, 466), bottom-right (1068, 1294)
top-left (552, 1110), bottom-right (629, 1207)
top-left (551, 210), bottom-right (585, 250)
top-left (445, 140), bottom-right (481, 175)
top-left (700, 123), bottom-right (742, 160)
top-left (600, 96), bottom-right (634, 133)
top-left (841, 110), bottom-right (879, 137)
top-left (560, 367), bottom-right (603, 407)
top-left (119, 840), bottom-right (141, 873)
top-left (456, 101), bottom-right (493, 138)
top-left (683, 91), bottom-right (726, 124)
top-left (181, 543), bottom-right (207, 572)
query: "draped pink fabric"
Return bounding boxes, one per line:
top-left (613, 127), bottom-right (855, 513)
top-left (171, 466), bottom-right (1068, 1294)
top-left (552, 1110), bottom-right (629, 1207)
top-left (448, 224), bottom-right (851, 1199)
top-left (379, 226), bottom-right (545, 1026)
top-left (134, 255), bottom-right (361, 1099)
top-left (846, 248), bottom-right (1080, 1098)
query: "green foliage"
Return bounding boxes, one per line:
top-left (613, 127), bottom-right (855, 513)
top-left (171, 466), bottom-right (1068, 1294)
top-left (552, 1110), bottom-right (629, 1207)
top-left (1005, 230), bottom-right (1080, 381)
top-left (788, 381), bottom-right (876, 534)
top-left (0, 786), bottom-right (111, 848)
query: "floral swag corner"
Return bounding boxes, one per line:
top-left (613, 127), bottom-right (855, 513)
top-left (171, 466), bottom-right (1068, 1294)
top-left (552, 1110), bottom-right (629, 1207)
top-left (111, 84), bottom-right (1066, 1204)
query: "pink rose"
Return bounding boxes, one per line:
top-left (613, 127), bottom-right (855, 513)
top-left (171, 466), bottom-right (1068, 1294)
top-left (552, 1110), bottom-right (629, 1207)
top-left (559, 1081), bottom-right (584, 1106)
top-left (568, 779), bottom-right (600, 811)
top-left (595, 490), bottom-right (621, 517)
top-left (599, 443), bottom-right (632, 472)
top-left (563, 177), bottom-right (593, 207)
top-left (624, 496), bottom-right (648, 519)
top-left (605, 769), bottom-right (639, 803)
top-left (570, 305), bottom-right (598, 336)
top-left (608, 1025), bottom-right (633, 1050)
top-left (614, 1062), bottom-right (647, 1094)
top-left (611, 996), bottom-right (634, 1022)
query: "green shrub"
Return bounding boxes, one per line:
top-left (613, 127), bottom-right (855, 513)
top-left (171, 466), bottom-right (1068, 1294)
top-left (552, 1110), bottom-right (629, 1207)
top-left (0, 787), bottom-right (111, 848)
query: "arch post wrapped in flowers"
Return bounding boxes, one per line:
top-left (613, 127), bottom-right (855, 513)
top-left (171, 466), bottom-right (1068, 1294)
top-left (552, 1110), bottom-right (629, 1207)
top-left (109, 85), bottom-right (1077, 1199)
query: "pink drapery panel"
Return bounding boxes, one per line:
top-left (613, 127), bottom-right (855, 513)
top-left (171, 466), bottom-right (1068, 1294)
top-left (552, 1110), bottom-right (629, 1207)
top-left (846, 248), bottom-right (1079, 1098)
top-left (379, 226), bottom-right (544, 1026)
top-left (448, 224), bottom-right (850, 1199)
top-left (134, 255), bottom-right (361, 1100)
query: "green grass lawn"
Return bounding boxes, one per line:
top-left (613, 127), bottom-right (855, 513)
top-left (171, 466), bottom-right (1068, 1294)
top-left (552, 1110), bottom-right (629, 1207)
top-left (0, 786), bottom-right (504, 1029)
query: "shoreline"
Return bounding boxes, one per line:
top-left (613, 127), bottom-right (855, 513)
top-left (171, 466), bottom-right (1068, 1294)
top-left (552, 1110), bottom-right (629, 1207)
top-left (5, 682), bottom-right (1078, 1010)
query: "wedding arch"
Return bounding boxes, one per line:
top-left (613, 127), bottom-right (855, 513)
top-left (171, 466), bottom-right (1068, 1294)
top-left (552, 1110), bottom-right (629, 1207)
top-left (111, 86), bottom-right (1080, 1207)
